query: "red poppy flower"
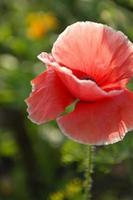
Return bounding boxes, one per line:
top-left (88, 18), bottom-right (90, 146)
top-left (25, 22), bottom-right (133, 145)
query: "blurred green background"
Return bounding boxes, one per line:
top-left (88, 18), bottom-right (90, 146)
top-left (0, 0), bottom-right (133, 200)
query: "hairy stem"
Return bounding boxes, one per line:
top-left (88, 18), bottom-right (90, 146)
top-left (84, 145), bottom-right (94, 200)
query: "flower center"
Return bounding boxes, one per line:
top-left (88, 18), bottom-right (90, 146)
top-left (81, 76), bottom-right (96, 82)
top-left (72, 69), bottom-right (96, 82)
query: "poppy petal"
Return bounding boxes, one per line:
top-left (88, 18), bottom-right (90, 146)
top-left (25, 68), bottom-right (75, 124)
top-left (37, 52), bottom-right (56, 66)
top-left (52, 22), bottom-right (133, 89)
top-left (57, 90), bottom-right (133, 145)
top-left (54, 65), bottom-right (123, 101)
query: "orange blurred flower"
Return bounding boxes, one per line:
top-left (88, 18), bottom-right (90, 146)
top-left (26, 12), bottom-right (58, 39)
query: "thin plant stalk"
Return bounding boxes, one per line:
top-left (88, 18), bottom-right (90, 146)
top-left (84, 145), bottom-right (94, 200)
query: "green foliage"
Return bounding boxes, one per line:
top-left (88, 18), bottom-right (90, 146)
top-left (95, 132), bottom-right (133, 173)
top-left (61, 141), bottom-right (85, 164)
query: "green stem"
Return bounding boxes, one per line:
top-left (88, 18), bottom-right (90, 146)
top-left (84, 145), bottom-right (94, 200)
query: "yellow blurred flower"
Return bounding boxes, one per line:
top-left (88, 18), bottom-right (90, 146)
top-left (65, 178), bottom-right (82, 198)
top-left (49, 191), bottom-right (64, 200)
top-left (26, 12), bottom-right (58, 39)
top-left (49, 179), bottom-right (82, 200)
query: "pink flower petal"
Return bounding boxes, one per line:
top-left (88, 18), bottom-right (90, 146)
top-left (54, 65), bottom-right (123, 101)
top-left (25, 68), bottom-right (75, 124)
top-left (52, 22), bottom-right (133, 89)
top-left (37, 52), bottom-right (56, 67)
top-left (57, 90), bottom-right (133, 145)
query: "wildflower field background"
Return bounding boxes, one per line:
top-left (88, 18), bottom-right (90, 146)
top-left (0, 0), bottom-right (133, 200)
